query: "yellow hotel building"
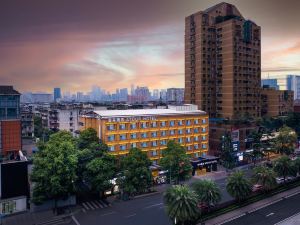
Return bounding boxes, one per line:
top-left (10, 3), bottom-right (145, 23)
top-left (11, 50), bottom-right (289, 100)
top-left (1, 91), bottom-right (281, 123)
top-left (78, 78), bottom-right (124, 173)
top-left (80, 105), bottom-right (209, 163)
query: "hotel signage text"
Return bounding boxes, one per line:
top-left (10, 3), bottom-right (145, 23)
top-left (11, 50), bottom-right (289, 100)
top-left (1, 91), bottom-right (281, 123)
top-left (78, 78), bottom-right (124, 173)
top-left (108, 116), bottom-right (157, 122)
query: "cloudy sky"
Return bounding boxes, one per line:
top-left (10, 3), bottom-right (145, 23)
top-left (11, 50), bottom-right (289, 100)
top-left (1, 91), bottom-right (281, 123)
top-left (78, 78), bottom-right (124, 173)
top-left (0, 0), bottom-right (300, 93)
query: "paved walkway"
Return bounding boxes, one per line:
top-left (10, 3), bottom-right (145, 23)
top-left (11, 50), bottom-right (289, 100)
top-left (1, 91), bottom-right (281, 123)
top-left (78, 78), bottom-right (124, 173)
top-left (203, 186), bottom-right (300, 225)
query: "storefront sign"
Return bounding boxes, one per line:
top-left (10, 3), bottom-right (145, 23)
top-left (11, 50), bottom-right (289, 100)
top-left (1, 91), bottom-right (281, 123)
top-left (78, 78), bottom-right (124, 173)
top-left (232, 141), bottom-right (240, 152)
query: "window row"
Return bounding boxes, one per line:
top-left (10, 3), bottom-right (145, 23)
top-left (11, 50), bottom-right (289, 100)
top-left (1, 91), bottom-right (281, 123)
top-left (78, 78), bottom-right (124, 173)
top-left (106, 119), bottom-right (207, 131)
top-left (107, 129), bottom-right (207, 141)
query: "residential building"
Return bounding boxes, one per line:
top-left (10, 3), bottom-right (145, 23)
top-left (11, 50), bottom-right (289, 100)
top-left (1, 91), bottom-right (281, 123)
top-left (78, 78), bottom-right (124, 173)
top-left (261, 79), bottom-right (279, 90)
top-left (53, 88), bottom-right (61, 102)
top-left (80, 105), bottom-right (209, 164)
top-left (21, 106), bottom-right (34, 138)
top-left (184, 2), bottom-right (261, 119)
top-left (57, 108), bottom-right (80, 136)
top-left (261, 87), bottom-right (294, 117)
top-left (0, 86), bottom-right (22, 158)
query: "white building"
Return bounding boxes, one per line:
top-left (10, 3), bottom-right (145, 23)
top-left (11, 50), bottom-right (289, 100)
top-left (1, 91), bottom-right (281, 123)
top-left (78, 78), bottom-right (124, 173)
top-left (57, 109), bottom-right (80, 136)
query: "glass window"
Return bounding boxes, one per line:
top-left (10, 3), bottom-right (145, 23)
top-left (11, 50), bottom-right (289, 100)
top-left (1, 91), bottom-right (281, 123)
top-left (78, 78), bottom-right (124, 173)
top-left (161, 131), bottom-right (167, 136)
top-left (160, 140), bottom-right (167, 145)
top-left (152, 141), bottom-right (157, 147)
top-left (178, 138), bottom-right (183, 143)
top-left (194, 128), bottom-right (199, 133)
top-left (141, 132), bottom-right (147, 138)
top-left (202, 144), bottom-right (207, 149)
top-left (120, 145), bottom-right (126, 150)
top-left (131, 143), bottom-right (137, 148)
top-left (151, 150), bottom-right (158, 156)
top-left (109, 145), bottom-right (115, 151)
top-left (142, 142), bottom-right (147, 148)
top-left (170, 130), bottom-right (175, 135)
top-left (151, 122), bottom-right (157, 128)
top-left (194, 119), bottom-right (199, 124)
top-left (131, 123), bottom-right (137, 129)
top-left (131, 133), bottom-right (137, 139)
top-left (187, 146), bottom-right (192, 150)
top-left (151, 132), bottom-right (157, 137)
top-left (202, 127), bottom-right (206, 133)
top-left (178, 129), bottom-right (183, 135)
top-left (141, 122), bottom-right (147, 128)
top-left (186, 137), bottom-right (191, 143)
top-left (194, 136), bottom-right (199, 141)
top-left (107, 125), bottom-right (115, 131)
top-left (202, 135), bottom-right (206, 140)
top-left (178, 120), bottom-right (184, 126)
top-left (186, 128), bottom-right (191, 134)
top-left (170, 120), bottom-right (175, 127)
top-left (186, 120), bottom-right (191, 125)
top-left (108, 135), bottom-right (115, 141)
top-left (160, 121), bottom-right (166, 127)
top-left (202, 119), bottom-right (206, 124)
top-left (120, 134), bottom-right (126, 140)
top-left (194, 144), bottom-right (199, 149)
top-left (119, 124), bottom-right (126, 130)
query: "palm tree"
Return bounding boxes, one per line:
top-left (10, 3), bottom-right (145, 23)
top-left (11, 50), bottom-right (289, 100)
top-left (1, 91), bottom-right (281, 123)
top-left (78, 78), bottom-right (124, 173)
top-left (164, 185), bottom-right (199, 225)
top-left (252, 166), bottom-right (277, 192)
top-left (293, 157), bottom-right (300, 176)
top-left (274, 156), bottom-right (297, 183)
top-left (226, 171), bottom-right (252, 202)
top-left (274, 126), bottom-right (297, 155)
top-left (191, 179), bottom-right (221, 209)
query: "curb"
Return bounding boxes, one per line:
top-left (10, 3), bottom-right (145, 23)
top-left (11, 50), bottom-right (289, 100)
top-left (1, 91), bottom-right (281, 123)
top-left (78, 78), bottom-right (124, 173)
top-left (133, 191), bottom-right (160, 199)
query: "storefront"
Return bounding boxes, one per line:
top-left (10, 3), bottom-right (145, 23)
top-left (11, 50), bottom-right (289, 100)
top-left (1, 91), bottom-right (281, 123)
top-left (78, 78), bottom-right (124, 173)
top-left (191, 156), bottom-right (219, 176)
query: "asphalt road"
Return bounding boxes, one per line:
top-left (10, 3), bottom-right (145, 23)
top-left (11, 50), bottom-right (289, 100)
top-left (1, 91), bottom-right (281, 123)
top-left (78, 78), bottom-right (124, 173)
top-left (74, 193), bottom-right (171, 225)
top-left (224, 193), bottom-right (300, 225)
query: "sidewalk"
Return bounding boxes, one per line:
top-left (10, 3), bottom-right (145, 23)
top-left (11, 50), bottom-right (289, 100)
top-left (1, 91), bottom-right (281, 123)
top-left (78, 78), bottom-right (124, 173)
top-left (203, 185), bottom-right (300, 225)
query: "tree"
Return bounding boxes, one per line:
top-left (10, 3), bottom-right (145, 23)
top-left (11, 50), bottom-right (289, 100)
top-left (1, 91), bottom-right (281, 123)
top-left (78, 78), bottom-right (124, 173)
top-left (118, 148), bottom-right (152, 196)
top-left (83, 154), bottom-right (117, 198)
top-left (160, 141), bottom-right (192, 184)
top-left (274, 155), bottom-right (297, 183)
top-left (245, 131), bottom-right (266, 165)
top-left (191, 180), bottom-right (221, 209)
top-left (34, 115), bottom-right (54, 142)
top-left (252, 166), bottom-right (277, 192)
top-left (31, 131), bottom-right (78, 213)
top-left (293, 157), bottom-right (300, 175)
top-left (77, 128), bottom-right (99, 149)
top-left (226, 171), bottom-right (252, 202)
top-left (274, 126), bottom-right (297, 155)
top-left (220, 133), bottom-right (236, 169)
top-left (164, 185), bottom-right (199, 225)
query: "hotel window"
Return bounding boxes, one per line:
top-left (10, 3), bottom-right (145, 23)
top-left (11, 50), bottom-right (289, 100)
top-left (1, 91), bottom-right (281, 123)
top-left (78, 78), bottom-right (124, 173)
top-left (195, 152), bottom-right (199, 157)
top-left (108, 145), bottom-right (115, 151)
top-left (161, 131), bottom-right (167, 137)
top-left (186, 128), bottom-right (191, 134)
top-left (170, 130), bottom-right (175, 135)
top-left (131, 143), bottom-right (137, 148)
top-left (202, 127), bottom-right (206, 133)
top-left (141, 142), bottom-right (148, 148)
top-left (194, 128), bottom-right (199, 133)
top-left (108, 135), bottom-right (115, 142)
top-left (170, 120), bottom-right (175, 127)
top-left (202, 119), bottom-right (206, 124)
top-left (120, 145), bottom-right (126, 151)
top-left (160, 121), bottom-right (166, 127)
top-left (131, 123), bottom-right (137, 129)
top-left (202, 144), bottom-right (207, 149)
top-left (186, 137), bottom-right (191, 143)
top-left (194, 144), bottom-right (199, 149)
top-left (141, 132), bottom-right (148, 138)
top-left (202, 152), bottom-right (206, 157)
top-left (194, 136), bottom-right (199, 141)
top-left (120, 134), bottom-right (126, 140)
top-left (151, 150), bottom-right (158, 156)
top-left (151, 132), bottom-right (157, 137)
top-left (151, 122), bottom-right (157, 128)
top-left (178, 129), bottom-right (184, 135)
top-left (194, 119), bottom-right (199, 124)
top-left (152, 141), bottom-right (157, 147)
top-left (178, 138), bottom-right (183, 143)
top-left (131, 133), bottom-right (137, 139)
top-left (178, 120), bottom-right (184, 126)
top-left (186, 120), bottom-right (191, 125)
top-left (141, 122), bottom-right (147, 128)
top-left (187, 145), bottom-right (192, 151)
top-left (202, 135), bottom-right (206, 141)
top-left (107, 125), bottom-right (115, 131)
top-left (160, 140), bottom-right (167, 146)
top-left (119, 124), bottom-right (126, 130)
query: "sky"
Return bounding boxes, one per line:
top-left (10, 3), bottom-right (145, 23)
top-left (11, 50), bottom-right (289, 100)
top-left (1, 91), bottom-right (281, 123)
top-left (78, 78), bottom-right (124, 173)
top-left (0, 0), bottom-right (300, 93)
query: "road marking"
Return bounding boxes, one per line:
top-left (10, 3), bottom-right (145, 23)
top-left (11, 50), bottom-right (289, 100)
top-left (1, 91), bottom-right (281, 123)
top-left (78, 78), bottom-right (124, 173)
top-left (93, 201), bottom-right (103, 208)
top-left (143, 203), bottom-right (163, 209)
top-left (125, 213), bottom-right (137, 218)
top-left (90, 201), bottom-right (99, 209)
top-left (82, 203), bottom-right (90, 210)
top-left (82, 208), bottom-right (86, 213)
top-left (86, 202), bottom-right (95, 210)
top-left (100, 211), bottom-right (116, 217)
top-left (274, 211), bottom-right (300, 225)
top-left (266, 212), bottom-right (274, 217)
top-left (72, 215), bottom-right (81, 225)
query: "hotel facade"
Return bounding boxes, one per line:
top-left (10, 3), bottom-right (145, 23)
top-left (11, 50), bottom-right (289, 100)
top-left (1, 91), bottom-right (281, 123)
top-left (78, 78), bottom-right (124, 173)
top-left (80, 105), bottom-right (209, 163)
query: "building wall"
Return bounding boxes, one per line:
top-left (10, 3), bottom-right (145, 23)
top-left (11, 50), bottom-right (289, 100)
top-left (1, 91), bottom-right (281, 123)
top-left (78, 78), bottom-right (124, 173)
top-left (261, 88), bottom-right (294, 117)
top-left (80, 114), bottom-right (209, 163)
top-left (0, 120), bottom-right (22, 155)
top-left (58, 109), bottom-right (79, 136)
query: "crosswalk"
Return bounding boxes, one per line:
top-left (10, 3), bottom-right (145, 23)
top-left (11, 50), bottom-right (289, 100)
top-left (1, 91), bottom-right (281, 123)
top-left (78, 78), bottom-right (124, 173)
top-left (81, 200), bottom-right (110, 212)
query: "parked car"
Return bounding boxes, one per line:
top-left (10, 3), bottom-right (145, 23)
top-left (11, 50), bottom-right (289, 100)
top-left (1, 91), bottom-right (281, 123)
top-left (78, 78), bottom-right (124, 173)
top-left (276, 177), bottom-right (285, 184)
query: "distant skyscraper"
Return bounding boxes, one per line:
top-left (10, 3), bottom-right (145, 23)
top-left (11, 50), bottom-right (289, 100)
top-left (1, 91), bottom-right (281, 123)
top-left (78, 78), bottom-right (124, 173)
top-left (53, 87), bottom-right (61, 102)
top-left (287, 75), bottom-right (300, 100)
top-left (261, 79), bottom-right (279, 90)
top-left (166, 88), bottom-right (184, 104)
top-left (184, 2), bottom-right (261, 119)
top-left (153, 89), bottom-right (160, 100)
top-left (119, 88), bottom-right (128, 102)
top-left (130, 84), bottom-right (135, 95)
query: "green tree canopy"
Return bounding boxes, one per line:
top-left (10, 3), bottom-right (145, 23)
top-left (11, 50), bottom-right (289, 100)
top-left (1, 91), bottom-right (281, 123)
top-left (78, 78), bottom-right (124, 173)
top-left (226, 171), bottom-right (252, 202)
top-left (274, 155), bottom-right (297, 182)
top-left (220, 133), bottom-right (236, 169)
top-left (191, 179), bottom-right (221, 208)
top-left (293, 157), bottom-right (300, 175)
top-left (118, 148), bottom-right (152, 195)
top-left (274, 126), bottom-right (297, 155)
top-left (164, 185), bottom-right (199, 225)
top-left (77, 128), bottom-right (99, 149)
top-left (160, 141), bottom-right (192, 184)
top-left (252, 166), bottom-right (277, 192)
top-left (31, 131), bottom-right (78, 211)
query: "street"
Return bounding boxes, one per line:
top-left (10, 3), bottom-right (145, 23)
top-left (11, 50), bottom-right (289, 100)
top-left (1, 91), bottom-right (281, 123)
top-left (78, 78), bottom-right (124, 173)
top-left (223, 193), bottom-right (300, 225)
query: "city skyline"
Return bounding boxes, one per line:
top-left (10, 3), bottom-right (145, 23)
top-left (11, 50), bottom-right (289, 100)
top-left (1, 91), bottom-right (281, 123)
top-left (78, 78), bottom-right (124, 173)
top-left (1, 0), bottom-right (300, 93)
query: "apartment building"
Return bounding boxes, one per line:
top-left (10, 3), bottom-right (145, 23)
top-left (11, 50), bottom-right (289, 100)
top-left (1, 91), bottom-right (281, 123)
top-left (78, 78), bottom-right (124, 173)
top-left (184, 2), bottom-right (261, 119)
top-left (80, 105), bottom-right (209, 163)
top-left (0, 86), bottom-right (22, 157)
